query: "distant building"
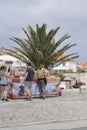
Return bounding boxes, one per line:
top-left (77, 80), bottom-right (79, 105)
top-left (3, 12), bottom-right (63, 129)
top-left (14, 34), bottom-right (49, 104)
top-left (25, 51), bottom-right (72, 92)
top-left (53, 60), bottom-right (78, 73)
top-left (77, 62), bottom-right (87, 71)
top-left (0, 54), bottom-right (26, 68)
top-left (0, 47), bottom-right (26, 68)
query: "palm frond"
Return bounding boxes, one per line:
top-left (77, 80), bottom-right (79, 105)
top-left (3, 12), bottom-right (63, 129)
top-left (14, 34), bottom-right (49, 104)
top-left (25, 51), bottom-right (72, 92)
top-left (8, 24), bottom-right (79, 69)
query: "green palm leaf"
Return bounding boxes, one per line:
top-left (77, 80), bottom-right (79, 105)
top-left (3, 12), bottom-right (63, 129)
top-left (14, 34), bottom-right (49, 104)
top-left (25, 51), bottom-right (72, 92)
top-left (7, 24), bottom-right (79, 69)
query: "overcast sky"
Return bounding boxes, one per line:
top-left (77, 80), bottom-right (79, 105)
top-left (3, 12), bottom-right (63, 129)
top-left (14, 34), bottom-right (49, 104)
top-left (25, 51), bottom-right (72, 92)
top-left (0, 0), bottom-right (87, 61)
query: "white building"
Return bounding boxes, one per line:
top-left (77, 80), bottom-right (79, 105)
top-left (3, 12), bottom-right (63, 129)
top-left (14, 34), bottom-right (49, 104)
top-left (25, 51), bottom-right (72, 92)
top-left (53, 60), bottom-right (77, 73)
top-left (0, 54), bottom-right (26, 68)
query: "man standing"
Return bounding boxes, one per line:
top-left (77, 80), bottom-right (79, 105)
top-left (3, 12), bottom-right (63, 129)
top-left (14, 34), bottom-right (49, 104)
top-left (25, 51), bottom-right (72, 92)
top-left (37, 64), bottom-right (48, 99)
top-left (24, 62), bottom-right (35, 101)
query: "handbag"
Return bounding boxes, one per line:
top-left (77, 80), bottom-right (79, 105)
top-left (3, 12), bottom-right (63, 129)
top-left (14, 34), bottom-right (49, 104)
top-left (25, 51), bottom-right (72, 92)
top-left (44, 78), bottom-right (47, 85)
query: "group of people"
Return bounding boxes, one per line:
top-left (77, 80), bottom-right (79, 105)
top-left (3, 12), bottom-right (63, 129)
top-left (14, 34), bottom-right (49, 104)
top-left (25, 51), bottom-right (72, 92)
top-left (0, 62), bottom-right (48, 101)
top-left (24, 62), bottom-right (48, 100)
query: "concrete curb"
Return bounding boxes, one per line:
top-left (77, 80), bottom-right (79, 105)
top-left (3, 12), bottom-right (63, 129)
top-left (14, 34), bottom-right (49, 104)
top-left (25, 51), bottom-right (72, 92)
top-left (1, 117), bottom-right (87, 128)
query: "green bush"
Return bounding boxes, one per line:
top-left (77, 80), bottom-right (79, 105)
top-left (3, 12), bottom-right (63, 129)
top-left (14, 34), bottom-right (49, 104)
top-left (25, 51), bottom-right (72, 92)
top-left (57, 73), bottom-right (65, 80)
top-left (77, 68), bottom-right (85, 73)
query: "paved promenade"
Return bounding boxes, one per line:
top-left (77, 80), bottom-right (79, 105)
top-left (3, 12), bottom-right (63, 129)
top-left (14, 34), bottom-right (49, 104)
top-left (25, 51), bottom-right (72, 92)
top-left (1, 88), bottom-right (87, 128)
top-left (0, 73), bottom-right (87, 129)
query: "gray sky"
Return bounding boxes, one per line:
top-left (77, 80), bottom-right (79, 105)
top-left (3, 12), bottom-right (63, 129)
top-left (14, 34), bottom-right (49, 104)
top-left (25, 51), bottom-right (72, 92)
top-left (0, 0), bottom-right (87, 61)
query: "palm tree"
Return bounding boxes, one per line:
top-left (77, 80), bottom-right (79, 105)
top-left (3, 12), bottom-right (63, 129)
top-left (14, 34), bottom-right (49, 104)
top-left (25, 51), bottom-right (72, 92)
top-left (7, 24), bottom-right (79, 69)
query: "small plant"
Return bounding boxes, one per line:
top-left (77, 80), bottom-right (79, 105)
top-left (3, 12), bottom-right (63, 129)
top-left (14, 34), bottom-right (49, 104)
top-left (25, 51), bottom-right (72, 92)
top-left (57, 73), bottom-right (65, 80)
top-left (77, 68), bottom-right (85, 73)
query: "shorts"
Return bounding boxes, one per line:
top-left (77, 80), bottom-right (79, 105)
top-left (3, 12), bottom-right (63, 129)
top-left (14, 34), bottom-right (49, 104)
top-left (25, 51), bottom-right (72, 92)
top-left (0, 84), bottom-right (8, 87)
top-left (24, 81), bottom-right (33, 89)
